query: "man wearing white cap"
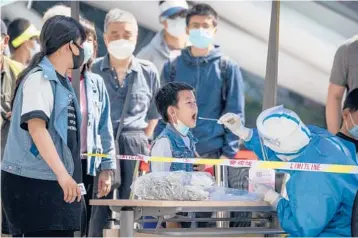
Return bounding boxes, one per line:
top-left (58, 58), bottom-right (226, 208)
top-left (219, 106), bottom-right (358, 237)
top-left (137, 0), bottom-right (188, 82)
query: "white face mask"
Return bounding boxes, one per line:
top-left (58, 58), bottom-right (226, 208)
top-left (3, 45), bottom-right (10, 57)
top-left (83, 41), bottom-right (94, 64)
top-left (107, 39), bottom-right (135, 60)
top-left (166, 18), bottom-right (187, 38)
top-left (28, 40), bottom-right (41, 58)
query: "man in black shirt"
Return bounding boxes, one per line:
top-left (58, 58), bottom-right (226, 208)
top-left (336, 88), bottom-right (358, 154)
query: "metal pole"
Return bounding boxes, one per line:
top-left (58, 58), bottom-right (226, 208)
top-left (71, 0), bottom-right (81, 100)
top-left (262, 0), bottom-right (280, 110)
top-left (215, 165), bottom-right (230, 228)
top-left (120, 208), bottom-right (135, 237)
top-left (261, 2), bottom-right (283, 232)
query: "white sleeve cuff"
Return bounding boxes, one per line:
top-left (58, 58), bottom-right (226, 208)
top-left (264, 189), bottom-right (282, 210)
top-left (241, 127), bottom-right (253, 142)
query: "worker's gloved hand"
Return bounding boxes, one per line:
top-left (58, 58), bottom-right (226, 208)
top-left (218, 113), bottom-right (252, 141)
top-left (253, 183), bottom-right (282, 210)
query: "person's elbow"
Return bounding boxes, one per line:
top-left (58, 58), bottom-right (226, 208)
top-left (145, 119), bottom-right (158, 137)
top-left (327, 83), bottom-right (345, 103)
top-left (28, 119), bottom-right (47, 138)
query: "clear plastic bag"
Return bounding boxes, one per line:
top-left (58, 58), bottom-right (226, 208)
top-left (131, 171), bottom-right (261, 202)
top-left (208, 187), bottom-right (261, 201)
top-left (131, 171), bottom-right (215, 201)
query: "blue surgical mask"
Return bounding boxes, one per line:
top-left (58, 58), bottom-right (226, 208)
top-left (189, 28), bottom-right (214, 49)
top-left (174, 119), bottom-right (190, 136)
top-left (83, 41), bottom-right (94, 65)
top-left (347, 114), bottom-right (358, 139)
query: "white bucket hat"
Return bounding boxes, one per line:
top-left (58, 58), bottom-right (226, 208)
top-left (256, 105), bottom-right (311, 155)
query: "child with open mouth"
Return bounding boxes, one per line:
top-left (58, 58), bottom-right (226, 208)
top-left (151, 82), bottom-right (204, 228)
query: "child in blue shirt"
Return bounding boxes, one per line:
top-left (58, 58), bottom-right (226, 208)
top-left (151, 82), bottom-right (204, 172)
top-left (151, 82), bottom-right (204, 228)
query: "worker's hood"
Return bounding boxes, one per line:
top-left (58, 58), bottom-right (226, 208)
top-left (257, 105), bottom-right (311, 156)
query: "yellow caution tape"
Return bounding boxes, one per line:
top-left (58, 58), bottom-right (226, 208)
top-left (83, 153), bottom-right (358, 175)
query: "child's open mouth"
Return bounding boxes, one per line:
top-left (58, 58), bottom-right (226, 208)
top-left (192, 113), bottom-right (197, 121)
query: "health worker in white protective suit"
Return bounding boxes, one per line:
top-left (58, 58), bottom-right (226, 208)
top-left (219, 105), bottom-right (358, 237)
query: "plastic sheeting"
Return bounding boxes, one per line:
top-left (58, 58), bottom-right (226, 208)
top-left (131, 171), bottom-right (261, 201)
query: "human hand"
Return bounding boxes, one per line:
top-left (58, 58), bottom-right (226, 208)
top-left (193, 164), bottom-right (206, 172)
top-left (219, 155), bottom-right (229, 160)
top-left (57, 172), bottom-right (81, 203)
top-left (97, 170), bottom-right (113, 198)
top-left (253, 183), bottom-right (281, 209)
top-left (6, 112), bottom-right (11, 120)
top-left (193, 152), bottom-right (205, 171)
top-left (253, 183), bottom-right (272, 197)
top-left (218, 113), bottom-right (252, 140)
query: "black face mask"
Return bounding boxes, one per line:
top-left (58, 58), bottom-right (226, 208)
top-left (70, 41), bottom-right (84, 69)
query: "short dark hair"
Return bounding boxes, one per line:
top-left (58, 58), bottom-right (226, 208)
top-left (343, 88), bottom-right (358, 112)
top-left (186, 3), bottom-right (218, 27)
top-left (8, 18), bottom-right (31, 51)
top-left (155, 82), bottom-right (194, 122)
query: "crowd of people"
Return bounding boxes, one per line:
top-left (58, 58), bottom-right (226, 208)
top-left (0, 0), bottom-right (358, 237)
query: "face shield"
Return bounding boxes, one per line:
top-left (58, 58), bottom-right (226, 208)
top-left (256, 105), bottom-right (311, 158)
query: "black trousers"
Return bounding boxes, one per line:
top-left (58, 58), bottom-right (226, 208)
top-left (88, 130), bottom-right (149, 237)
top-left (82, 159), bottom-right (94, 236)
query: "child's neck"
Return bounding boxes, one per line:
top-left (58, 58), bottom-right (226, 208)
top-left (169, 122), bottom-right (189, 137)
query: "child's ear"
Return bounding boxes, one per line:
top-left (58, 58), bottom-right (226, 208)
top-left (167, 106), bottom-right (177, 123)
top-left (343, 108), bottom-right (350, 121)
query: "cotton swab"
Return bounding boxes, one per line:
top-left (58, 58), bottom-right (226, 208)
top-left (198, 117), bottom-right (218, 122)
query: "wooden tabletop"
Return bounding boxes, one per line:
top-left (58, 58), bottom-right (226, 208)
top-left (90, 199), bottom-right (269, 207)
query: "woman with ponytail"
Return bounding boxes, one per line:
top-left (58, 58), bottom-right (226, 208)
top-left (1, 15), bottom-right (86, 237)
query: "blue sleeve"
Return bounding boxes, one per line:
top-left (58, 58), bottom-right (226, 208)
top-left (276, 172), bottom-right (341, 236)
top-left (243, 129), bottom-right (279, 161)
top-left (147, 67), bottom-right (161, 120)
top-left (161, 60), bottom-right (170, 84)
top-left (221, 63), bottom-right (245, 158)
top-left (153, 61), bottom-right (170, 139)
top-left (98, 78), bottom-right (116, 171)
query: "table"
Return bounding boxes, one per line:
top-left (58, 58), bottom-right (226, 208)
top-left (90, 199), bottom-right (283, 237)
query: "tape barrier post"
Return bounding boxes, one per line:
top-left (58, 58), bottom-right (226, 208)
top-left (215, 165), bottom-right (223, 228)
top-left (215, 165), bottom-right (230, 228)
